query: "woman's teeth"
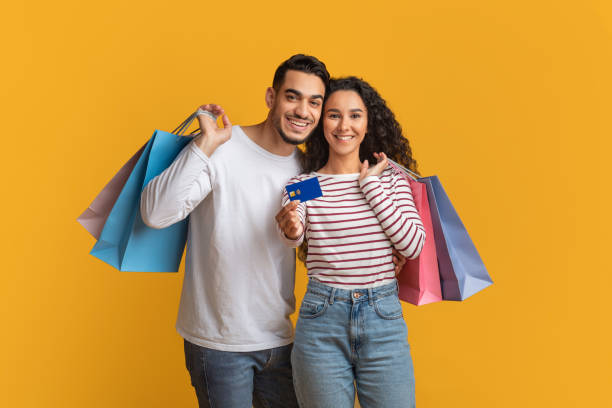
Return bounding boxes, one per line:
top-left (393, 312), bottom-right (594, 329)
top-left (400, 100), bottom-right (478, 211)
top-left (336, 135), bottom-right (353, 141)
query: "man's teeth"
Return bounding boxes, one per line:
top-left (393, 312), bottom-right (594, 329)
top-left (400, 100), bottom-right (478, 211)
top-left (289, 119), bottom-right (308, 127)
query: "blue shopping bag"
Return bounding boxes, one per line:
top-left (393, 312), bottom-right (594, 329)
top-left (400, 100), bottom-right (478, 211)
top-left (420, 176), bottom-right (493, 300)
top-left (89, 112), bottom-right (199, 272)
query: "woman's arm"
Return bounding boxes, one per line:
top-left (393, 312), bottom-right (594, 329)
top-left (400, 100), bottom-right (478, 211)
top-left (359, 167), bottom-right (425, 259)
top-left (275, 179), bottom-right (307, 247)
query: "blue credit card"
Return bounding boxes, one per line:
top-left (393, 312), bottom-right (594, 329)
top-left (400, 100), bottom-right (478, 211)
top-left (286, 177), bottom-right (323, 202)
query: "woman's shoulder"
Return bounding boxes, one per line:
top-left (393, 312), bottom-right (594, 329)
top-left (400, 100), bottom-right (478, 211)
top-left (286, 172), bottom-right (317, 185)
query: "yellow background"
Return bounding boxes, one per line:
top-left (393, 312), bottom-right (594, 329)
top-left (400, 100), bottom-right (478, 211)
top-left (2, 0), bottom-right (610, 406)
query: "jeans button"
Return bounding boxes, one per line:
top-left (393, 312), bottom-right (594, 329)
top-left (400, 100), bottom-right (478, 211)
top-left (353, 292), bottom-right (361, 299)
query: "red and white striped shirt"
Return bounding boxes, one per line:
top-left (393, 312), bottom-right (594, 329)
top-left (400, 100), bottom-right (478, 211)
top-left (281, 166), bottom-right (425, 289)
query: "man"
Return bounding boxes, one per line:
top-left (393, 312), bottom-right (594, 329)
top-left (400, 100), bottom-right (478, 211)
top-left (140, 55), bottom-right (329, 407)
top-left (141, 55), bottom-right (405, 407)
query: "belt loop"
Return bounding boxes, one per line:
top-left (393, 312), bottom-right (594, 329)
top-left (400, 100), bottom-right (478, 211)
top-left (368, 288), bottom-right (373, 306)
top-left (329, 288), bottom-right (336, 305)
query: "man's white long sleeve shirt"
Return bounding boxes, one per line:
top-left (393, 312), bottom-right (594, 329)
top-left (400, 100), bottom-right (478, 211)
top-left (141, 126), bottom-right (301, 352)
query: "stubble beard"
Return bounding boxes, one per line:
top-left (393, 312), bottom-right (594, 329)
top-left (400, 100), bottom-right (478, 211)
top-left (272, 113), bottom-right (317, 146)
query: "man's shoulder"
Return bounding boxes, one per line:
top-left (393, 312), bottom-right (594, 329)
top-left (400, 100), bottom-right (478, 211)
top-left (206, 126), bottom-right (245, 157)
top-left (294, 148), bottom-right (305, 163)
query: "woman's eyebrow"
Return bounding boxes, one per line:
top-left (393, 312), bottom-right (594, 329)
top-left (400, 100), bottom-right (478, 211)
top-left (325, 108), bottom-right (364, 113)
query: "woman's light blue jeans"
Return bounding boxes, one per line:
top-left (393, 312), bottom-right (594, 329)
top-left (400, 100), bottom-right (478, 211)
top-left (292, 279), bottom-right (416, 408)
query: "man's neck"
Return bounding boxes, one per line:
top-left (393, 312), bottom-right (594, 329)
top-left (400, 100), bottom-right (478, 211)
top-left (241, 121), bottom-right (297, 157)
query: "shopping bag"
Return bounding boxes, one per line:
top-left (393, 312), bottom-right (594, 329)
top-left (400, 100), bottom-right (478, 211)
top-left (77, 143), bottom-right (146, 239)
top-left (388, 162), bottom-right (443, 306)
top-left (420, 176), bottom-right (493, 300)
top-left (388, 159), bottom-right (492, 301)
top-left (88, 112), bottom-right (199, 272)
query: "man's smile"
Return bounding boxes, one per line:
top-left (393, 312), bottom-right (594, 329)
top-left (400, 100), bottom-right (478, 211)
top-left (286, 116), bottom-right (312, 131)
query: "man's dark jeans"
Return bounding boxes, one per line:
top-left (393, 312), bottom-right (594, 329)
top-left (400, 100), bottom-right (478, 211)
top-left (184, 340), bottom-right (299, 408)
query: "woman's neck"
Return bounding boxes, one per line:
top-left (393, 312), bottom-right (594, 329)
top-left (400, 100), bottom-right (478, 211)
top-left (318, 152), bottom-right (361, 174)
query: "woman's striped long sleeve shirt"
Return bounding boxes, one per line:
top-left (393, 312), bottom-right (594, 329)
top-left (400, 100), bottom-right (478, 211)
top-left (281, 166), bottom-right (425, 289)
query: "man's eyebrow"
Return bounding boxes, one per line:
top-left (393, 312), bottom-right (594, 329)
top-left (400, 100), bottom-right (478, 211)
top-left (285, 89), bottom-right (302, 97)
top-left (285, 88), bottom-right (324, 100)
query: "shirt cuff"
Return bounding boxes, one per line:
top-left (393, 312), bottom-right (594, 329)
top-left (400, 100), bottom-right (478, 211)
top-left (189, 141), bottom-right (211, 164)
top-left (359, 175), bottom-right (382, 198)
top-left (275, 220), bottom-right (304, 248)
top-left (358, 175), bottom-right (380, 187)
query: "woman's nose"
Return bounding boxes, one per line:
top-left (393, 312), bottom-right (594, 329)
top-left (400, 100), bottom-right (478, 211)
top-left (338, 118), bottom-right (349, 131)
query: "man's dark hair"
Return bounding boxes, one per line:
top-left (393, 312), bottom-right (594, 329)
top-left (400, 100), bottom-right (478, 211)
top-left (272, 54), bottom-right (330, 91)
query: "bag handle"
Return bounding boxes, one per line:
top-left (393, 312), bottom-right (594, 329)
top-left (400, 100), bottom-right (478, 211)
top-left (387, 158), bottom-right (420, 180)
top-left (172, 108), bottom-right (221, 137)
top-left (172, 111), bottom-right (200, 136)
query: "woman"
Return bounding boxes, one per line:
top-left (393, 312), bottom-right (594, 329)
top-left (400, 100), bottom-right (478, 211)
top-left (276, 76), bottom-right (425, 407)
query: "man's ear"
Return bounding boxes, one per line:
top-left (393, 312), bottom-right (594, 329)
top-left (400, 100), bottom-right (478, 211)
top-left (265, 87), bottom-right (276, 109)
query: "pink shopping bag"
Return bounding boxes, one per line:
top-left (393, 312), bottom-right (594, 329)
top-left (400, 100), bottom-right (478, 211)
top-left (77, 143), bottom-right (146, 239)
top-left (390, 162), bottom-right (443, 306)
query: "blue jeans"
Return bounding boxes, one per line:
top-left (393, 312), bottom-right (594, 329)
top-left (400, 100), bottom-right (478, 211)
top-left (292, 279), bottom-right (416, 408)
top-left (184, 340), bottom-right (299, 408)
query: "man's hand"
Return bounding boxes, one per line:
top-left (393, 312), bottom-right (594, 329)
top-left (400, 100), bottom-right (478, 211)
top-left (392, 248), bottom-right (406, 277)
top-left (194, 104), bottom-right (232, 157)
top-left (275, 201), bottom-right (304, 240)
top-left (359, 152), bottom-right (388, 181)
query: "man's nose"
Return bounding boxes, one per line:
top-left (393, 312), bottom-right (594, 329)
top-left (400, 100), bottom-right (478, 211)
top-left (294, 100), bottom-right (309, 119)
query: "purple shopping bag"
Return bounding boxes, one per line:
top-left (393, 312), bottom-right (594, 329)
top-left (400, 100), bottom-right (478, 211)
top-left (420, 176), bottom-right (493, 301)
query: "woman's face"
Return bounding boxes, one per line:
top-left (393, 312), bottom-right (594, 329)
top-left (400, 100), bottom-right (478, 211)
top-left (323, 90), bottom-right (368, 160)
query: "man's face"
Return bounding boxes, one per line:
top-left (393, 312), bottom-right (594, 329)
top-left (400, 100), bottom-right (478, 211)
top-left (267, 70), bottom-right (326, 145)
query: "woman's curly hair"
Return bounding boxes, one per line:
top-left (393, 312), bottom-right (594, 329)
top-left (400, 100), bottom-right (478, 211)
top-left (297, 76), bottom-right (419, 263)
top-left (301, 76), bottom-right (418, 174)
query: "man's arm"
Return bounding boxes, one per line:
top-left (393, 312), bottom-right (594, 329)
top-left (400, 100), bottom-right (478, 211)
top-left (140, 105), bottom-right (232, 229)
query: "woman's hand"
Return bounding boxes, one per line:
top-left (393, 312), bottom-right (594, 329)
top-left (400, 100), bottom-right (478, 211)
top-left (359, 152), bottom-right (388, 181)
top-left (194, 104), bottom-right (232, 157)
top-left (275, 201), bottom-right (304, 240)
top-left (392, 248), bottom-right (406, 276)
